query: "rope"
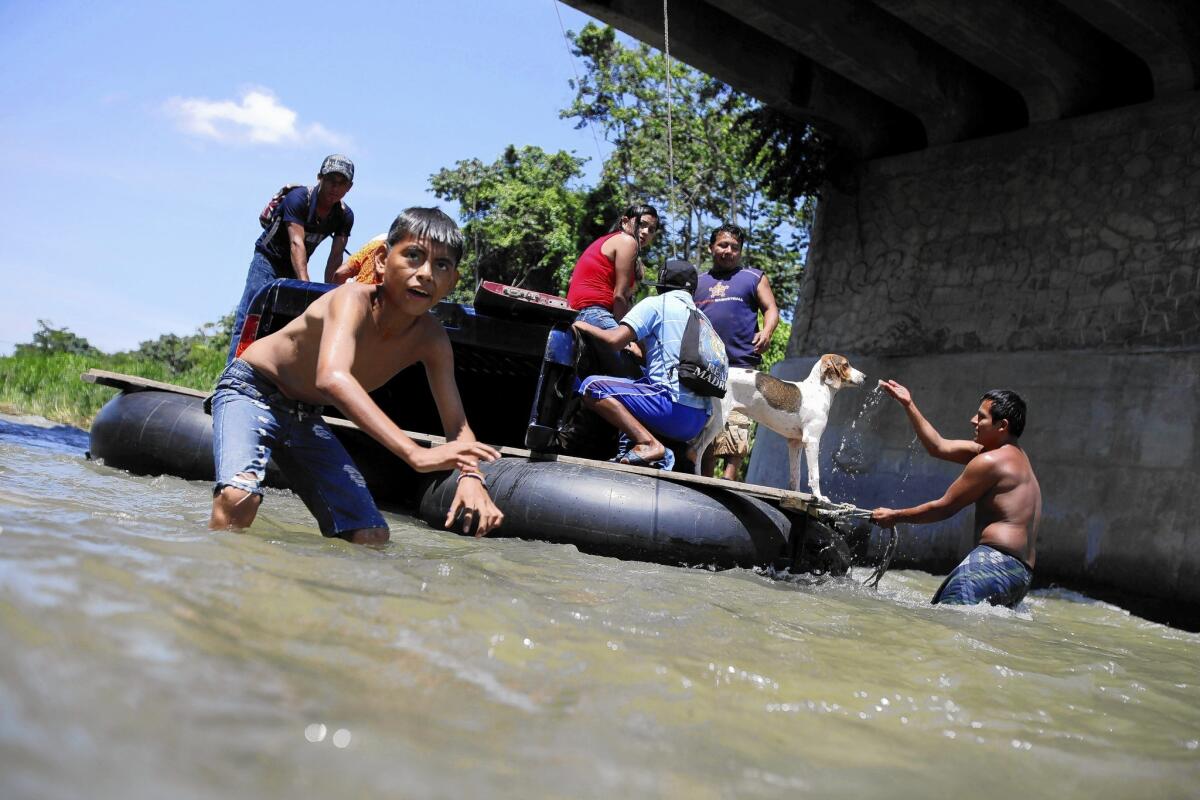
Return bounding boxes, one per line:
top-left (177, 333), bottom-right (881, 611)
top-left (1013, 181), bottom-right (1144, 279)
top-left (662, 0), bottom-right (677, 239)
top-left (861, 526), bottom-right (900, 590)
top-left (810, 502), bottom-right (899, 589)
top-left (813, 501), bottom-right (873, 522)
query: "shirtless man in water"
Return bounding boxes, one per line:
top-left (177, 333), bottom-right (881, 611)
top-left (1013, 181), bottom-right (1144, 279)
top-left (871, 383), bottom-right (1041, 607)
top-left (209, 208), bottom-right (503, 543)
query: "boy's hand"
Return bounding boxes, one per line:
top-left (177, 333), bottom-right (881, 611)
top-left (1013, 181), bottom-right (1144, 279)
top-left (446, 476), bottom-right (504, 537)
top-left (411, 440), bottom-right (500, 473)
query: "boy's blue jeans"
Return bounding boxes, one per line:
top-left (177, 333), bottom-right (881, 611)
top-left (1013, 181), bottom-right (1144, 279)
top-left (211, 359), bottom-right (387, 538)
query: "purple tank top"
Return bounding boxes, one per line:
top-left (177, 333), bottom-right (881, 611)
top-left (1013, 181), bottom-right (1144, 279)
top-left (695, 267), bottom-right (763, 367)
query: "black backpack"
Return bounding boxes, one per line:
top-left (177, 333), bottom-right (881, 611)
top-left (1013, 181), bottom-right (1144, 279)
top-left (676, 305), bottom-right (728, 398)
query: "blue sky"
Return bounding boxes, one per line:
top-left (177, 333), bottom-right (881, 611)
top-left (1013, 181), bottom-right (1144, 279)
top-left (0, 0), bottom-right (621, 354)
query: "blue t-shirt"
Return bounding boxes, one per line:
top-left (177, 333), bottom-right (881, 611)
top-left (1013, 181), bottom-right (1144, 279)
top-left (254, 186), bottom-right (354, 277)
top-left (695, 266), bottom-right (763, 367)
top-left (619, 290), bottom-right (707, 409)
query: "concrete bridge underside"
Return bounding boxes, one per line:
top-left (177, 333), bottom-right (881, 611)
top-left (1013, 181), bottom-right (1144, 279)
top-left (565, 0), bottom-right (1200, 158)
top-left (564, 0), bottom-right (1200, 626)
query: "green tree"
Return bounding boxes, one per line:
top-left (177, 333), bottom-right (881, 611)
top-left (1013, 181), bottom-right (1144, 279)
top-left (560, 22), bottom-right (817, 312)
top-left (135, 314), bottom-right (232, 376)
top-left (15, 320), bottom-right (99, 357)
top-left (431, 145), bottom-right (599, 296)
top-left (737, 106), bottom-right (834, 208)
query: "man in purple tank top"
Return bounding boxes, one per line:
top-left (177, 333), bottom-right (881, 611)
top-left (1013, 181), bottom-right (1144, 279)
top-left (694, 224), bottom-right (780, 479)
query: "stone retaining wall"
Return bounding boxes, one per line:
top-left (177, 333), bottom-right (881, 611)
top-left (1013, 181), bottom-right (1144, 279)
top-left (751, 92), bottom-right (1200, 619)
top-left (791, 92), bottom-right (1200, 356)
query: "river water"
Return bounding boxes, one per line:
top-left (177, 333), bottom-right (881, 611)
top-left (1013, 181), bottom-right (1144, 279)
top-left (1, 413), bottom-right (1197, 799)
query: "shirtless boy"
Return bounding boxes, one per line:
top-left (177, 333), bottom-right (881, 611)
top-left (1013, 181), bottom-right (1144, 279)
top-left (210, 207), bottom-right (503, 544)
top-left (871, 383), bottom-right (1041, 607)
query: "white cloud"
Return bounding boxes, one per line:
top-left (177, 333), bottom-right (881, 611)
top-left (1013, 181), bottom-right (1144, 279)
top-left (165, 88), bottom-right (346, 147)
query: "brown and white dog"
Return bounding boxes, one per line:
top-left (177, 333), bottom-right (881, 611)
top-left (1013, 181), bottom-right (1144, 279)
top-left (691, 354), bottom-right (866, 499)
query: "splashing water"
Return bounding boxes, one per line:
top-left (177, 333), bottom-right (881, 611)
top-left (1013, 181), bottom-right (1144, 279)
top-left (832, 386), bottom-right (888, 483)
top-left (894, 434), bottom-right (924, 505)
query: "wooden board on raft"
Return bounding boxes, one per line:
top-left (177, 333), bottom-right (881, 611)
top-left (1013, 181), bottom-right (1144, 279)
top-left (82, 368), bottom-right (817, 514)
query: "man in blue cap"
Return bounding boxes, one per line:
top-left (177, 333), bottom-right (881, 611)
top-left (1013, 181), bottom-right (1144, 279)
top-left (227, 154), bottom-right (355, 361)
top-left (572, 260), bottom-right (715, 470)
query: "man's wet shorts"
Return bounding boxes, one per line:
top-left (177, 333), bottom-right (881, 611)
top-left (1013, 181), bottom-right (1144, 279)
top-left (578, 375), bottom-right (707, 442)
top-left (712, 408), bottom-right (752, 458)
top-left (210, 358), bottom-right (386, 538)
top-left (931, 544), bottom-right (1033, 607)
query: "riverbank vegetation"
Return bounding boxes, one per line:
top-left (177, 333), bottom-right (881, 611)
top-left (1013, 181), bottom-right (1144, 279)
top-left (2, 315), bottom-right (791, 431)
top-left (0, 320), bottom-right (229, 428)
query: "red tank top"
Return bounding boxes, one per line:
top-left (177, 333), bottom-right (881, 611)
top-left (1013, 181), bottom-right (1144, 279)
top-left (567, 231), bottom-right (634, 311)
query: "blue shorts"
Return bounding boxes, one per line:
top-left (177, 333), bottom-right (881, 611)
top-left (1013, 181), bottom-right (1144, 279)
top-left (210, 359), bottom-right (387, 538)
top-left (932, 544), bottom-right (1033, 607)
top-left (575, 305), bottom-right (619, 330)
top-left (579, 375), bottom-right (708, 443)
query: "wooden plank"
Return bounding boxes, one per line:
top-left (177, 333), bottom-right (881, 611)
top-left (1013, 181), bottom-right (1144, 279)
top-left (80, 368), bottom-right (815, 512)
top-left (83, 369), bottom-right (209, 399)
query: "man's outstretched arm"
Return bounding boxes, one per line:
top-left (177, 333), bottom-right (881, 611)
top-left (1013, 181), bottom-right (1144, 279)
top-left (880, 380), bottom-right (981, 465)
top-left (872, 452), bottom-right (998, 528)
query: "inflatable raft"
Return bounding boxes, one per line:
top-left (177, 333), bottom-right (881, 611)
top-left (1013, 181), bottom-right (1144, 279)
top-left (85, 280), bottom-right (876, 574)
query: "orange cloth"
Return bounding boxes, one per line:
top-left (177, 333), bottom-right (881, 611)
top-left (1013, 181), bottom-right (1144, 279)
top-left (347, 239), bottom-right (388, 284)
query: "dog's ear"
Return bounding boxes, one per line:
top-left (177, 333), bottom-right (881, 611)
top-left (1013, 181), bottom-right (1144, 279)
top-left (820, 354), bottom-right (841, 387)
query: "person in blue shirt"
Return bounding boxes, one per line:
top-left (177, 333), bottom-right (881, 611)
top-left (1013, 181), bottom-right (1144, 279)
top-left (572, 260), bottom-right (711, 471)
top-left (227, 154), bottom-right (355, 361)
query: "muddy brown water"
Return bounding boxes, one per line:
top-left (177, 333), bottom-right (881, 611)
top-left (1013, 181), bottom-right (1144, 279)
top-left (0, 413), bottom-right (1196, 799)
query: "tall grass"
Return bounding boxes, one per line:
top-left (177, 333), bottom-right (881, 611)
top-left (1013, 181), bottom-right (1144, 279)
top-left (0, 347), bottom-right (226, 429)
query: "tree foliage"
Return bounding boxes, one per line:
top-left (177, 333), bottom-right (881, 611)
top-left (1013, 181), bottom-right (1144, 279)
top-left (737, 106), bottom-right (834, 208)
top-left (560, 22), bottom-right (819, 312)
top-left (431, 145), bottom-right (601, 296)
top-left (15, 320), bottom-right (100, 357)
top-left (14, 314), bottom-right (232, 377)
top-left (428, 24), bottom-right (825, 315)
top-left (134, 314), bottom-right (233, 375)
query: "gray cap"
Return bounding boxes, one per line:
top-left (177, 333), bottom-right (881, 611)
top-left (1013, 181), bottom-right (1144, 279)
top-left (319, 154), bottom-right (355, 182)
